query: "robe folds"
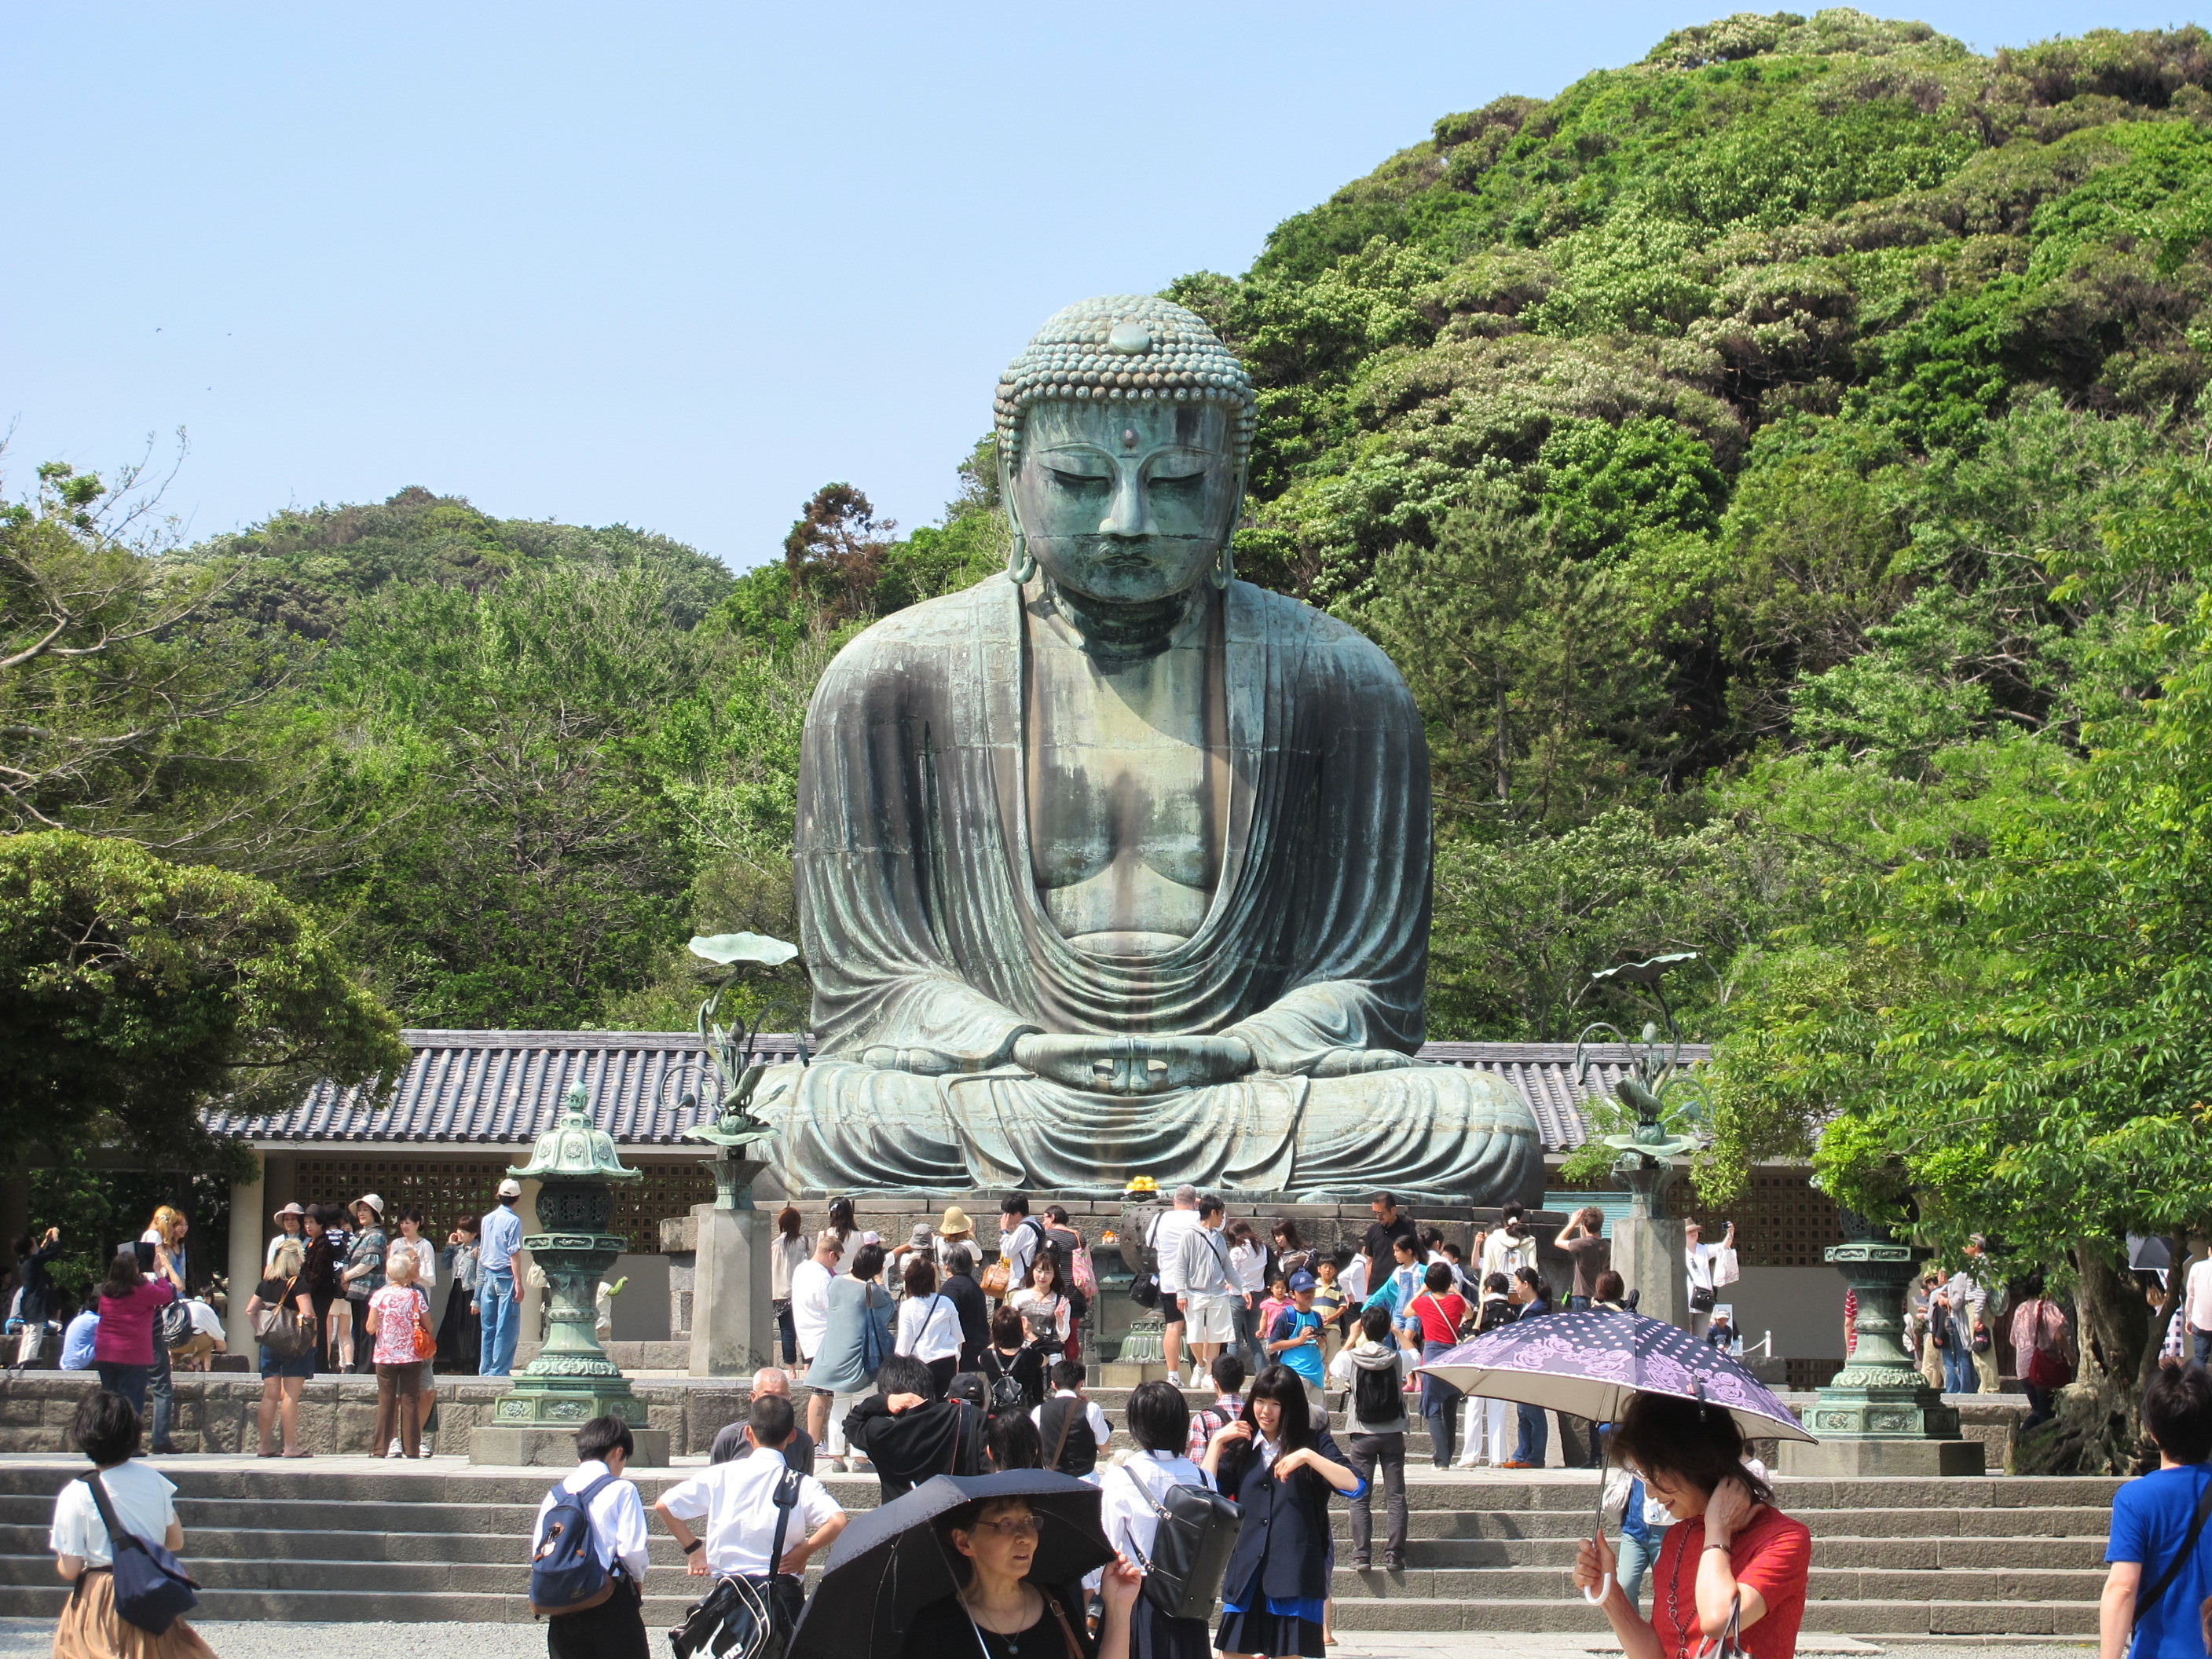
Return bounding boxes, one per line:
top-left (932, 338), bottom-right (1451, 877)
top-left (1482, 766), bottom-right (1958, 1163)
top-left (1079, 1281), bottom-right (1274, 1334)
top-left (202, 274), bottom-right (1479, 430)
top-left (752, 574), bottom-right (1540, 1202)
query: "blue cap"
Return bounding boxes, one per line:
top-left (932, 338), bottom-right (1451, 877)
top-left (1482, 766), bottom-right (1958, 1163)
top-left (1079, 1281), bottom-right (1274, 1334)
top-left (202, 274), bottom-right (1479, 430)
top-left (1288, 1270), bottom-right (1318, 1292)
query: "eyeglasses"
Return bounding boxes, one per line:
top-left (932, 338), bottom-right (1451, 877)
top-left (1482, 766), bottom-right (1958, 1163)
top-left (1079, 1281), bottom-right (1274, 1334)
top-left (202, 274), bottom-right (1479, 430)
top-left (969, 1515), bottom-right (1043, 1540)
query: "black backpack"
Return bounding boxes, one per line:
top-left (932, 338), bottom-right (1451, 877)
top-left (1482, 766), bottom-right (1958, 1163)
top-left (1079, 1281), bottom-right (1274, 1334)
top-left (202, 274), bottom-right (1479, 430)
top-left (982, 1349), bottom-right (1029, 1413)
top-left (1116, 1463), bottom-right (1244, 1622)
top-left (1352, 1358), bottom-right (1404, 1428)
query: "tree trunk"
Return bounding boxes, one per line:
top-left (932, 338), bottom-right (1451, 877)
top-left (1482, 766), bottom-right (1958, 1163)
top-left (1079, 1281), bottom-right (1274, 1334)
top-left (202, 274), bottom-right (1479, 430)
top-left (2016, 1241), bottom-right (2154, 1475)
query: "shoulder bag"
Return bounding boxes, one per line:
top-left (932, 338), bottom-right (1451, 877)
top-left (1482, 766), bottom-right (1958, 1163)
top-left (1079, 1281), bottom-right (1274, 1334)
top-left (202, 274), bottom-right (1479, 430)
top-left (1116, 1460), bottom-right (1244, 1621)
top-left (78, 1471), bottom-right (199, 1635)
top-left (411, 1287), bottom-right (438, 1361)
top-left (251, 1276), bottom-right (315, 1359)
top-left (668, 1467), bottom-right (804, 1659)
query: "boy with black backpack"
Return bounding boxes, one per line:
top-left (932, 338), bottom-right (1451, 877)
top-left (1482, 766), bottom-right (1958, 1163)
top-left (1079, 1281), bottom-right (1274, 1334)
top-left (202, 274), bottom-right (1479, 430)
top-left (1328, 1303), bottom-right (1412, 1570)
top-left (529, 1415), bottom-right (651, 1659)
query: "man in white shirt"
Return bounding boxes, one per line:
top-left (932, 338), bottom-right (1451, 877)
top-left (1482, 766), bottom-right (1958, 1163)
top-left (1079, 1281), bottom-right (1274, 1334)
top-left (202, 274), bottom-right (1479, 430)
top-left (1481, 1203), bottom-right (1539, 1280)
top-left (1176, 1195), bottom-right (1238, 1383)
top-left (1684, 1218), bottom-right (1737, 1340)
top-left (789, 1230), bottom-right (840, 1446)
top-left (654, 1393), bottom-right (846, 1610)
top-left (531, 1415), bottom-right (651, 1659)
top-left (1148, 1185), bottom-right (1201, 1383)
top-left (998, 1196), bottom-right (1046, 1302)
top-left (2185, 1235), bottom-right (2212, 1368)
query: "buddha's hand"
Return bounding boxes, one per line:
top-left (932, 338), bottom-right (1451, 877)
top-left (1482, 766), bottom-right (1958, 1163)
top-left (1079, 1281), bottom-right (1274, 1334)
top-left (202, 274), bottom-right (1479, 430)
top-left (859, 1046), bottom-right (963, 1075)
top-left (1309, 1049), bottom-right (1417, 1079)
top-left (1013, 1034), bottom-right (1254, 1095)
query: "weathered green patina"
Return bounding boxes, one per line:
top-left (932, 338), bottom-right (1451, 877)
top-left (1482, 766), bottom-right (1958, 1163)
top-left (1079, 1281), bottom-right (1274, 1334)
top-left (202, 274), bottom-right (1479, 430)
top-left (751, 296), bottom-right (1540, 1202)
top-left (491, 1083), bottom-right (648, 1430)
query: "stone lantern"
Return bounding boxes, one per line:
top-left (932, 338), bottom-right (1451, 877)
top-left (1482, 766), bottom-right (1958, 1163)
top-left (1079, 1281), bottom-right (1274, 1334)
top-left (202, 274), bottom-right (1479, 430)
top-left (470, 1082), bottom-right (671, 1466)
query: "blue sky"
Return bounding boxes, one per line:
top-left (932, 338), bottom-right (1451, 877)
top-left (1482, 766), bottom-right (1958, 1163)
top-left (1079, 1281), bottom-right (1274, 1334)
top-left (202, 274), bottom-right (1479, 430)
top-left (2, 3), bottom-right (2194, 570)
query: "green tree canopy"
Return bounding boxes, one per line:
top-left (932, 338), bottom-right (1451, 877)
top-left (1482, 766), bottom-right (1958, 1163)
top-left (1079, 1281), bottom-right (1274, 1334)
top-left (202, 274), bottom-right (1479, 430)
top-left (0, 830), bottom-right (406, 1168)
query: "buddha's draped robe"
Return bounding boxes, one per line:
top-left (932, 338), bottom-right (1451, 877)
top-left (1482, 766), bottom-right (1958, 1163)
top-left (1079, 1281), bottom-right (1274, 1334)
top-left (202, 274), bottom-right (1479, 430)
top-left (753, 576), bottom-right (1540, 1201)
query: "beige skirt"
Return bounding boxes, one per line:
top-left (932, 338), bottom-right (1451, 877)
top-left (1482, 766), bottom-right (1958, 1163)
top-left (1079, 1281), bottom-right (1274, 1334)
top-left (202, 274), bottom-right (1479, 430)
top-left (53, 1569), bottom-right (216, 1659)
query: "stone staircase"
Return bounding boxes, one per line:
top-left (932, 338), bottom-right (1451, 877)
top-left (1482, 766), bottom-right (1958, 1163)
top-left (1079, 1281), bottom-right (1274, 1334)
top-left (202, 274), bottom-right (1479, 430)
top-left (0, 1451), bottom-right (2116, 1636)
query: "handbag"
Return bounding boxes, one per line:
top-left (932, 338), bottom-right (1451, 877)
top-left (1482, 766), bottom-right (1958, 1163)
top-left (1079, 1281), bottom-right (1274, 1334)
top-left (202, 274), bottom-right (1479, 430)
top-left (78, 1471), bottom-right (199, 1635)
top-left (251, 1276), bottom-right (314, 1359)
top-left (1690, 1286), bottom-right (1716, 1314)
top-left (980, 1261), bottom-right (1011, 1298)
top-left (1117, 1461), bottom-right (1244, 1621)
top-left (1692, 1590), bottom-right (1749, 1657)
top-left (412, 1289), bottom-right (438, 1362)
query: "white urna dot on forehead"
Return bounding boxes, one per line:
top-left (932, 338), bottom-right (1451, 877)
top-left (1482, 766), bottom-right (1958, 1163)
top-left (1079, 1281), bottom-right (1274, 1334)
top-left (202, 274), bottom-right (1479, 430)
top-left (1122, 428), bottom-right (1138, 449)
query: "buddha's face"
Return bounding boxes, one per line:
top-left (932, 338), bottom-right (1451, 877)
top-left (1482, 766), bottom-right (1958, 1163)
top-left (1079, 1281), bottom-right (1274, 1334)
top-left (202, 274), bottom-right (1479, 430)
top-left (1009, 398), bottom-right (1239, 605)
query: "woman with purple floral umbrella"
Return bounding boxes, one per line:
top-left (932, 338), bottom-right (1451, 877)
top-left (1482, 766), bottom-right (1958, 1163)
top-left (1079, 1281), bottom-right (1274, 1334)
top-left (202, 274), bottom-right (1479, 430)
top-left (1417, 1309), bottom-right (1814, 1624)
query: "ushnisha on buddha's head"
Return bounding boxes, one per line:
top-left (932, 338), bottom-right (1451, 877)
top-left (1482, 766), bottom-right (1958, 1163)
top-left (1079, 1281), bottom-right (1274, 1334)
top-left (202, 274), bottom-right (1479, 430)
top-left (995, 296), bottom-right (1257, 612)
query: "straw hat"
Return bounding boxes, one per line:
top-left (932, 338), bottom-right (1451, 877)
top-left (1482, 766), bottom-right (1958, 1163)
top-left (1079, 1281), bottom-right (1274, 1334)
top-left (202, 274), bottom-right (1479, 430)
top-left (354, 1192), bottom-right (385, 1218)
top-left (939, 1205), bottom-right (973, 1237)
top-left (272, 1203), bottom-right (304, 1221)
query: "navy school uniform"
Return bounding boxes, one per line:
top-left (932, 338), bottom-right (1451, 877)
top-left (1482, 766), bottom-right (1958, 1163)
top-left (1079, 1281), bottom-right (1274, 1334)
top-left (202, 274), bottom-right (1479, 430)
top-left (1212, 1426), bottom-right (1365, 1659)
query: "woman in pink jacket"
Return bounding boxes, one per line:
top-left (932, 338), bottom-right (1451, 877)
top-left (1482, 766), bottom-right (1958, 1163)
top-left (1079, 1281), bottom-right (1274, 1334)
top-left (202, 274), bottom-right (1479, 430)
top-left (91, 1249), bottom-right (174, 1420)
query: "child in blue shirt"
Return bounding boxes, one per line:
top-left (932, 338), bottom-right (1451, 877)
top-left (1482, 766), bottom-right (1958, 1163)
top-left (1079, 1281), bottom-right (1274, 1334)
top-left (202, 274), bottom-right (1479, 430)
top-left (2104, 1361), bottom-right (2212, 1658)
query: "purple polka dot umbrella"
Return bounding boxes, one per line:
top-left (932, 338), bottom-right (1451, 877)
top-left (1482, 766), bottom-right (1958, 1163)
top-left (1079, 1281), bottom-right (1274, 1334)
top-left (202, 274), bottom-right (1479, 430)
top-left (1416, 1309), bottom-right (1814, 1445)
top-left (1416, 1309), bottom-right (1814, 1604)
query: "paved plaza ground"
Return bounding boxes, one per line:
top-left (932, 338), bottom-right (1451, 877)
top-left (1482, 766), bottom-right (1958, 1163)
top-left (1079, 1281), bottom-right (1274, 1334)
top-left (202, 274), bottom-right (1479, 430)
top-left (0, 1620), bottom-right (2093, 1657)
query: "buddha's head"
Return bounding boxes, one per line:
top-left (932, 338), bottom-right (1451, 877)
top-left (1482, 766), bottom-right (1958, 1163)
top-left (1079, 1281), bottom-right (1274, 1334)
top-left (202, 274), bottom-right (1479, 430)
top-left (996, 297), bottom-right (1256, 608)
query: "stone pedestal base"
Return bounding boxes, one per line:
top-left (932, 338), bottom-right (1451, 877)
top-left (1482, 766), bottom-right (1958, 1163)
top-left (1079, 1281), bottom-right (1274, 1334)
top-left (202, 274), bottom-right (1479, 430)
top-left (1098, 1362), bottom-right (1170, 1388)
top-left (1779, 1436), bottom-right (1985, 1477)
top-left (689, 1203), bottom-right (776, 1377)
top-left (1613, 1214), bottom-right (1689, 1328)
top-left (471, 1425), bottom-right (672, 1467)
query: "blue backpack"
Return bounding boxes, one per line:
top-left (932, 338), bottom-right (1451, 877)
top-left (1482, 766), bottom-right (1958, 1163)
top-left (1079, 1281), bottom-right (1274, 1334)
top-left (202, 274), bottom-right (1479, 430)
top-left (530, 1471), bottom-right (620, 1616)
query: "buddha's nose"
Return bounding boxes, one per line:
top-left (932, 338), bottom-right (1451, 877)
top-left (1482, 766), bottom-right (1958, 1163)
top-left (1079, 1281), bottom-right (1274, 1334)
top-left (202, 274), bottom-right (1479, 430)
top-left (1100, 467), bottom-right (1154, 539)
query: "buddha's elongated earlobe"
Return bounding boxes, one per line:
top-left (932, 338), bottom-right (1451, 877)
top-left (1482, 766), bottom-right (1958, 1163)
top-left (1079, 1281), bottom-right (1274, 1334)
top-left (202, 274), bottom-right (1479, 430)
top-left (1001, 450), bottom-right (1037, 585)
top-left (1212, 473), bottom-right (1247, 590)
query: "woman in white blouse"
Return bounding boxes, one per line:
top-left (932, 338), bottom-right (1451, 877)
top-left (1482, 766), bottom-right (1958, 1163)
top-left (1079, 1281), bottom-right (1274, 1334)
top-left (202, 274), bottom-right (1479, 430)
top-left (49, 1391), bottom-right (215, 1658)
top-left (1101, 1379), bottom-right (1216, 1659)
top-left (1008, 1249), bottom-right (1074, 1358)
top-left (893, 1256), bottom-right (965, 1395)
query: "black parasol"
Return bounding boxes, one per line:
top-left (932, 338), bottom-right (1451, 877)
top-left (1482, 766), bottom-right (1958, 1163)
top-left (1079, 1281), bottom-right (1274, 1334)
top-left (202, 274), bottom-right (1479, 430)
top-left (786, 1469), bottom-right (1114, 1659)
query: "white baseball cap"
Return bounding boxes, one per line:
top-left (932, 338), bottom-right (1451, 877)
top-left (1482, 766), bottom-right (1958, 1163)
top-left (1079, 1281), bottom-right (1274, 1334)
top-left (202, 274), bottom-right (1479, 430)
top-left (497, 1178), bottom-right (523, 1199)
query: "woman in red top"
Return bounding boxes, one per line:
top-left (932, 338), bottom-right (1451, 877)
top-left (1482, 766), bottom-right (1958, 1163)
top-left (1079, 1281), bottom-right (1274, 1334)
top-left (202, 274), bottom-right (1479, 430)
top-left (1402, 1262), bottom-right (1469, 1468)
top-left (1573, 1392), bottom-right (1811, 1658)
top-left (90, 1247), bottom-right (175, 1423)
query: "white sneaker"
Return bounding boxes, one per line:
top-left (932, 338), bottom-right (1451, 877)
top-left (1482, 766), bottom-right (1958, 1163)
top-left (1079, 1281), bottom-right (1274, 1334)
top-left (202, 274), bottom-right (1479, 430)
top-left (387, 1437), bottom-right (402, 1457)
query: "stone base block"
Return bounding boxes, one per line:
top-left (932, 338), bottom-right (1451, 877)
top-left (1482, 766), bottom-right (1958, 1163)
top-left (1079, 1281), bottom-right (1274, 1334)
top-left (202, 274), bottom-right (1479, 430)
top-left (471, 1425), bottom-right (671, 1467)
top-left (1097, 1362), bottom-right (1168, 1387)
top-left (1778, 1437), bottom-right (1986, 1478)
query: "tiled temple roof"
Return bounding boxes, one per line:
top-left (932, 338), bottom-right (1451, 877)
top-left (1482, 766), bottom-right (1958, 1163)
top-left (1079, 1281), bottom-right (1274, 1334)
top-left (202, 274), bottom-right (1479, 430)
top-left (203, 1031), bottom-right (1705, 1154)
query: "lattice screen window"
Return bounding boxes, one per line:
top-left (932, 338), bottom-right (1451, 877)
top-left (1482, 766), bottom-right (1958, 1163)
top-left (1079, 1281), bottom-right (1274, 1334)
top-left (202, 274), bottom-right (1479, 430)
top-left (1679, 1170), bottom-right (1844, 1269)
top-left (293, 1159), bottom-right (511, 1240)
top-left (619, 1165), bottom-right (716, 1253)
top-left (1549, 1166), bottom-right (1843, 1269)
top-left (294, 1157), bottom-right (721, 1254)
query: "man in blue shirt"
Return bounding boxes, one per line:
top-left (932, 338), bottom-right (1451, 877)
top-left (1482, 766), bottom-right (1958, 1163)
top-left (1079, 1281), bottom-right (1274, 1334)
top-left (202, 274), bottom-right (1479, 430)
top-left (478, 1179), bottom-right (525, 1377)
top-left (58, 1303), bottom-right (97, 1372)
top-left (2103, 1362), bottom-right (2212, 1659)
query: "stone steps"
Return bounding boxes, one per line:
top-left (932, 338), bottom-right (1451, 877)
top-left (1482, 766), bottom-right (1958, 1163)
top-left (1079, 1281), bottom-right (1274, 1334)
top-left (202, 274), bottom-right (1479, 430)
top-left (0, 1460), bottom-right (2117, 1635)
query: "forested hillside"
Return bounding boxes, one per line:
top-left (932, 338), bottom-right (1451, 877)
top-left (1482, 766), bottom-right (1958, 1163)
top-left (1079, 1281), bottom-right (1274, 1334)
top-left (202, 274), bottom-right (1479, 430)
top-left (15, 13), bottom-right (2212, 1462)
